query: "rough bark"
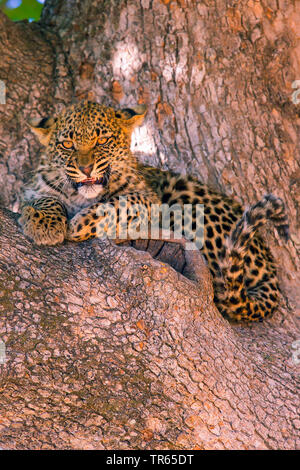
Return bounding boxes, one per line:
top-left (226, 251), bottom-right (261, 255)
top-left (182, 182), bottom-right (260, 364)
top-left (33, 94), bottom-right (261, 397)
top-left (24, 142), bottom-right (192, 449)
top-left (0, 208), bottom-right (299, 450)
top-left (0, 0), bottom-right (299, 450)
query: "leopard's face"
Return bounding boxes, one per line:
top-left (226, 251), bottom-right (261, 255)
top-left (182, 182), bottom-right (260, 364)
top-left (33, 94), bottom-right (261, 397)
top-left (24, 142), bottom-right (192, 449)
top-left (30, 101), bottom-right (146, 200)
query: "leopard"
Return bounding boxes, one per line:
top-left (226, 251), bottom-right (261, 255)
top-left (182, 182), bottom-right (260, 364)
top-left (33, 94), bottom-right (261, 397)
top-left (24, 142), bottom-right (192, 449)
top-left (19, 100), bottom-right (290, 322)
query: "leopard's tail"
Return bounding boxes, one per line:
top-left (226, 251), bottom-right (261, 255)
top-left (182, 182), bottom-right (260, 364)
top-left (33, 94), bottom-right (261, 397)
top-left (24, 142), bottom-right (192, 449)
top-left (214, 194), bottom-right (289, 321)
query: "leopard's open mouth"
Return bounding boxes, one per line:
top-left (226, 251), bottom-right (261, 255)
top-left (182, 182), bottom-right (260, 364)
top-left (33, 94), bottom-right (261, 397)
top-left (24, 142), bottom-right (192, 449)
top-left (72, 165), bottom-right (110, 192)
top-left (75, 177), bottom-right (103, 188)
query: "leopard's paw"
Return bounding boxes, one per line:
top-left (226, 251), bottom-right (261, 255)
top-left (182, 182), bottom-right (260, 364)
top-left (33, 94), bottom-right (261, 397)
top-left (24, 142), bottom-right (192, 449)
top-left (19, 206), bottom-right (67, 246)
top-left (66, 213), bottom-right (91, 242)
top-left (66, 209), bottom-right (102, 242)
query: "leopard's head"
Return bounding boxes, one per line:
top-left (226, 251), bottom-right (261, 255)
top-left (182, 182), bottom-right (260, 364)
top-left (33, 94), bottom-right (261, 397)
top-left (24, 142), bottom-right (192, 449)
top-left (29, 101), bottom-right (146, 199)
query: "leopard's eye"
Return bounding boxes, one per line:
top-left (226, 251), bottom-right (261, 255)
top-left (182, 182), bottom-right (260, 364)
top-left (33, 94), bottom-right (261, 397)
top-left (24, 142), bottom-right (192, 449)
top-left (62, 140), bottom-right (74, 149)
top-left (97, 136), bottom-right (109, 145)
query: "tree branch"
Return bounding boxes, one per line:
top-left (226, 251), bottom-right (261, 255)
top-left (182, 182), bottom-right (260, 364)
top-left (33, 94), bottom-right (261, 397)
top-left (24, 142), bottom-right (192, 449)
top-left (0, 208), bottom-right (298, 450)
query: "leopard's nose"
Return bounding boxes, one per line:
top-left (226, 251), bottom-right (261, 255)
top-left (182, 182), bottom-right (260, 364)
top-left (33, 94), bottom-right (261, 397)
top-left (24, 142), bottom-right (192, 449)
top-left (79, 164), bottom-right (93, 177)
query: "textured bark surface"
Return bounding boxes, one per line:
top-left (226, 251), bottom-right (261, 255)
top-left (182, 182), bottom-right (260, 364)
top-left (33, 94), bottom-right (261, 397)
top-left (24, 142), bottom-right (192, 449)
top-left (0, 0), bottom-right (299, 450)
top-left (0, 208), bottom-right (299, 450)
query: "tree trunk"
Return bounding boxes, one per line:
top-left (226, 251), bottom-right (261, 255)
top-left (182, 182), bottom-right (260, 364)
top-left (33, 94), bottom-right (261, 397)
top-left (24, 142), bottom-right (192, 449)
top-left (0, 0), bottom-right (299, 450)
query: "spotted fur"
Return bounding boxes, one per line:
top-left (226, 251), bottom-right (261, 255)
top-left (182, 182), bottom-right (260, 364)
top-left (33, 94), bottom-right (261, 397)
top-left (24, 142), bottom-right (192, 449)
top-left (19, 101), bottom-right (289, 322)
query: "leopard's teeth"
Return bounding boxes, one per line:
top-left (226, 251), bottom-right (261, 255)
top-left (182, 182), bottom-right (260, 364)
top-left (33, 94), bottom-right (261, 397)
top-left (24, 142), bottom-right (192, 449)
top-left (73, 176), bottom-right (103, 190)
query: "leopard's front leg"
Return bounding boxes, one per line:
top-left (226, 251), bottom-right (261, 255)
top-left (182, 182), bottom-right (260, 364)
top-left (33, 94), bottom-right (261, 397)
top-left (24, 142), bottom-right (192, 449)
top-left (67, 194), bottom-right (153, 243)
top-left (19, 197), bottom-right (68, 246)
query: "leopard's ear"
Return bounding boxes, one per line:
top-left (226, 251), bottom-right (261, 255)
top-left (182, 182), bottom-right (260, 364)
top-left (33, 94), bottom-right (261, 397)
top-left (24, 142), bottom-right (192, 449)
top-left (28, 117), bottom-right (56, 146)
top-left (115, 105), bottom-right (147, 133)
